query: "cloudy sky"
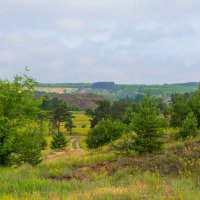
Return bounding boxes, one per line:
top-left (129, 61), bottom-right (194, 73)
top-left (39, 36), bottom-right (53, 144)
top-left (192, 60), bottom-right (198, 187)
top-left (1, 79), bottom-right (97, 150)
top-left (0, 0), bottom-right (200, 84)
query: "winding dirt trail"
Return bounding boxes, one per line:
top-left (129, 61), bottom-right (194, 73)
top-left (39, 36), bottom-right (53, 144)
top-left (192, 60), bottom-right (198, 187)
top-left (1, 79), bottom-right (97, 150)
top-left (44, 138), bottom-right (84, 162)
top-left (70, 138), bottom-right (84, 152)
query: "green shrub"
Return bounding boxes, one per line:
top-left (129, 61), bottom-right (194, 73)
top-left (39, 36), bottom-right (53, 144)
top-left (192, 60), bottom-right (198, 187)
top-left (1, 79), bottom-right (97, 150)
top-left (10, 124), bottom-right (46, 166)
top-left (112, 133), bottom-right (136, 156)
top-left (81, 124), bottom-right (86, 128)
top-left (86, 119), bottom-right (126, 148)
top-left (179, 112), bottom-right (198, 139)
top-left (51, 132), bottom-right (67, 149)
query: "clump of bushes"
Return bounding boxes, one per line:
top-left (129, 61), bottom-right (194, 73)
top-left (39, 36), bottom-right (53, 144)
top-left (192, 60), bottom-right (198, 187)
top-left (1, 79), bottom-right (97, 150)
top-left (86, 119), bottom-right (126, 148)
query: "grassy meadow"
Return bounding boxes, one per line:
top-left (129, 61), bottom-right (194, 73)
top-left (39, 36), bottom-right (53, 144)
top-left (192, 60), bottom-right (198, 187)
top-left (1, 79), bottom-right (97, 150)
top-left (1, 112), bottom-right (200, 199)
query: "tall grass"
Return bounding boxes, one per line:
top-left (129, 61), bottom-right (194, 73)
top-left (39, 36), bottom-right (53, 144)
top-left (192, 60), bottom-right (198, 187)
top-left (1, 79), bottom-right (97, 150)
top-left (1, 164), bottom-right (200, 199)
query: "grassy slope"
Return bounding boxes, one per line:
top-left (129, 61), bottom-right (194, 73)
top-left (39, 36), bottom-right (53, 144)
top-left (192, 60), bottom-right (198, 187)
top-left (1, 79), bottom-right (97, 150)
top-left (0, 113), bottom-right (200, 200)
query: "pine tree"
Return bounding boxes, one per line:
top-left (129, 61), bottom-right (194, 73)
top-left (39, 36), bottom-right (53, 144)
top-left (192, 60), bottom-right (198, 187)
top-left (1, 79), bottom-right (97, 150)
top-left (133, 94), bottom-right (164, 154)
top-left (180, 112), bottom-right (198, 139)
top-left (51, 132), bottom-right (67, 149)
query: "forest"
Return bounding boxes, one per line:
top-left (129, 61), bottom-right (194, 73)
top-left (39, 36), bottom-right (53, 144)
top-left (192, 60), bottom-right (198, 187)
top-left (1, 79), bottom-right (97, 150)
top-left (0, 73), bottom-right (200, 199)
top-left (38, 81), bottom-right (199, 100)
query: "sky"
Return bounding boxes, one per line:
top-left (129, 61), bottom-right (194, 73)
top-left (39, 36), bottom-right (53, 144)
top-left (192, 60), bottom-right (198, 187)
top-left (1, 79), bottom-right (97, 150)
top-left (0, 0), bottom-right (200, 84)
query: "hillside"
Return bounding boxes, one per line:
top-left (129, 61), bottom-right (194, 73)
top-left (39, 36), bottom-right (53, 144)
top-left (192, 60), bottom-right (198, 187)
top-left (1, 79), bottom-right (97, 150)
top-left (37, 82), bottom-right (199, 100)
top-left (1, 127), bottom-right (200, 199)
top-left (35, 92), bottom-right (109, 110)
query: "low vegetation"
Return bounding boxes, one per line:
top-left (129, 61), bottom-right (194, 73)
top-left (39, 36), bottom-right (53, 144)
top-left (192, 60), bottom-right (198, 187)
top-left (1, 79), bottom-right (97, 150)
top-left (0, 73), bottom-right (200, 199)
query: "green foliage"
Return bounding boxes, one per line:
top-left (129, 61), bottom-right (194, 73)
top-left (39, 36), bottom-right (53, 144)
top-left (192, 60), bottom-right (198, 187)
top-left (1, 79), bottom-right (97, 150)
top-left (188, 86), bottom-right (200, 127)
top-left (110, 100), bottom-right (129, 120)
top-left (0, 72), bottom-right (43, 165)
top-left (91, 82), bottom-right (115, 90)
top-left (51, 132), bottom-right (67, 149)
top-left (65, 116), bottom-right (76, 134)
top-left (86, 119), bottom-right (126, 148)
top-left (112, 133), bottom-right (136, 156)
top-left (10, 124), bottom-right (46, 165)
top-left (132, 94), bottom-right (164, 154)
top-left (170, 94), bottom-right (190, 127)
top-left (0, 118), bottom-right (15, 165)
top-left (90, 100), bottom-right (111, 128)
top-left (179, 112), bottom-right (198, 139)
top-left (41, 97), bottom-right (75, 134)
top-left (122, 106), bottom-right (137, 125)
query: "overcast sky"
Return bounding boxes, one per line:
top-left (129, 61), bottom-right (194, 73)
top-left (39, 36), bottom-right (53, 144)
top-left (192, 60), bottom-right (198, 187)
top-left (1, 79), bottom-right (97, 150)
top-left (0, 0), bottom-right (200, 84)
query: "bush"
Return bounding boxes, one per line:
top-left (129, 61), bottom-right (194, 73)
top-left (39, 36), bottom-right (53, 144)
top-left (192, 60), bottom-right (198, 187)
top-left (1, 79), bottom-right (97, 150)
top-left (10, 124), bottom-right (46, 166)
top-left (179, 112), bottom-right (198, 139)
top-left (51, 132), bottom-right (67, 149)
top-left (81, 124), bottom-right (86, 128)
top-left (86, 119), bottom-right (126, 148)
top-left (112, 133), bottom-right (136, 156)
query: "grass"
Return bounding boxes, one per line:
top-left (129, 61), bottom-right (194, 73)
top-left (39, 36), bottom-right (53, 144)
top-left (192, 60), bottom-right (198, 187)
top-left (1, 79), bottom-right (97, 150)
top-left (59, 112), bottom-right (91, 136)
top-left (1, 154), bottom-right (200, 199)
top-left (72, 112), bottom-right (91, 136)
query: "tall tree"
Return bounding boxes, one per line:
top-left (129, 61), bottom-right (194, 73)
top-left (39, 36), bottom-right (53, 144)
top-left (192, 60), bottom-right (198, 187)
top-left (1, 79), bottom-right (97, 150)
top-left (133, 94), bottom-right (164, 154)
top-left (0, 73), bottom-right (44, 165)
top-left (170, 94), bottom-right (190, 127)
top-left (188, 86), bottom-right (200, 127)
top-left (180, 112), bottom-right (198, 139)
top-left (65, 113), bottom-right (76, 134)
top-left (90, 100), bottom-right (111, 128)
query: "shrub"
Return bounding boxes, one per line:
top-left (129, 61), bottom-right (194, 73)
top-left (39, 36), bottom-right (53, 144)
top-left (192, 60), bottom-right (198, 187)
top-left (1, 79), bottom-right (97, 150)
top-left (51, 132), bottom-right (67, 149)
top-left (112, 133), bottom-right (136, 156)
top-left (86, 119), bottom-right (126, 148)
top-left (81, 124), bottom-right (86, 128)
top-left (179, 112), bottom-right (198, 139)
top-left (10, 124), bottom-right (46, 166)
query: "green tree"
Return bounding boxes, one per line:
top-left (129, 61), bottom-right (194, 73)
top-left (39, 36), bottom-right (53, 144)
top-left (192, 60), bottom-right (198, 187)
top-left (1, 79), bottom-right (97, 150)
top-left (86, 119), bottom-right (126, 148)
top-left (170, 94), bottom-right (190, 127)
top-left (122, 106), bottom-right (136, 125)
top-left (188, 86), bottom-right (200, 127)
top-left (11, 124), bottom-right (46, 165)
top-left (65, 115), bottom-right (76, 135)
top-left (90, 100), bottom-right (111, 128)
top-left (110, 100), bottom-right (128, 120)
top-left (180, 112), bottom-right (198, 139)
top-left (0, 72), bottom-right (44, 165)
top-left (51, 131), bottom-right (67, 149)
top-left (43, 98), bottom-right (74, 134)
top-left (133, 94), bottom-right (164, 154)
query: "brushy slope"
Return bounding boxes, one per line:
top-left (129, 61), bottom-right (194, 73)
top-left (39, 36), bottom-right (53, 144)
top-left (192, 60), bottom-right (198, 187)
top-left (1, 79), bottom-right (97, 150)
top-left (0, 135), bottom-right (200, 200)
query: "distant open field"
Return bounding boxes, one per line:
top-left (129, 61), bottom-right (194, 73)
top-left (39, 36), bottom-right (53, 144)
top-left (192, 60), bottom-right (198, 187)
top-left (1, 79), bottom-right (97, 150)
top-left (60, 112), bottom-right (91, 136)
top-left (35, 87), bottom-right (78, 94)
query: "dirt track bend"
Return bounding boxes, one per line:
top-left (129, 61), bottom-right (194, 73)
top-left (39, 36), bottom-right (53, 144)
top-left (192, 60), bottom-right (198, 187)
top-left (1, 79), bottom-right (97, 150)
top-left (45, 138), bottom-right (84, 162)
top-left (70, 138), bottom-right (84, 152)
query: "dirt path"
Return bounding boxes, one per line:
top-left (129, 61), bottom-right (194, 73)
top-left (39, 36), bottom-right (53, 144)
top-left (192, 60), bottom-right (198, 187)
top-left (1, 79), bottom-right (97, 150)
top-left (44, 138), bottom-right (84, 162)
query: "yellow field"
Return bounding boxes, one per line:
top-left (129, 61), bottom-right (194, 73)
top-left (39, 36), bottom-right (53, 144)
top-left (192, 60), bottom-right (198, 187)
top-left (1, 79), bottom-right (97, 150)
top-left (35, 87), bottom-right (78, 94)
top-left (59, 112), bottom-right (91, 136)
top-left (72, 112), bottom-right (91, 136)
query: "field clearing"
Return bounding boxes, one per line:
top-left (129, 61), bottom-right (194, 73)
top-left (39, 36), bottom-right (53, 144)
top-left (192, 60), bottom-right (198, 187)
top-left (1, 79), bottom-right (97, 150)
top-left (35, 87), bottom-right (78, 94)
top-left (59, 112), bottom-right (91, 136)
top-left (72, 112), bottom-right (91, 136)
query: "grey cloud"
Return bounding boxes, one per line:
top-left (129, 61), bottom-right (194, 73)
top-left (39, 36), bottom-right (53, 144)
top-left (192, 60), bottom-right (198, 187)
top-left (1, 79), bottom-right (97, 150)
top-left (0, 0), bottom-right (200, 83)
